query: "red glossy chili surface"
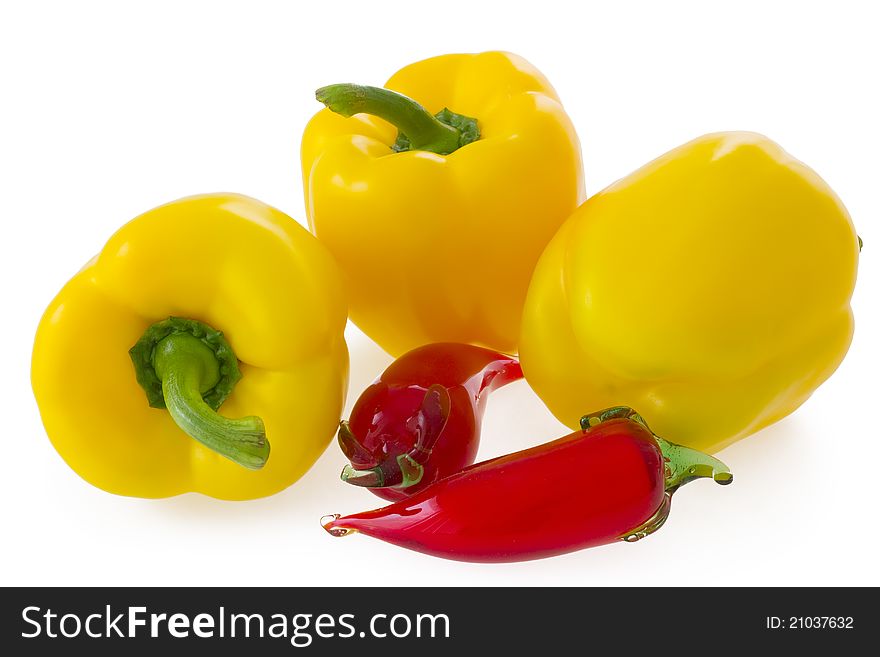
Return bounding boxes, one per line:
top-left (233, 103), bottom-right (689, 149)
top-left (340, 343), bottom-right (522, 501)
top-left (327, 419), bottom-right (666, 562)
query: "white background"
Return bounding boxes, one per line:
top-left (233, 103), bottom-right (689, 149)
top-left (1, 0), bottom-right (877, 586)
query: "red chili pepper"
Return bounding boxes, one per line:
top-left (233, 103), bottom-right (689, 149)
top-left (323, 407), bottom-right (732, 563)
top-left (337, 343), bottom-right (522, 501)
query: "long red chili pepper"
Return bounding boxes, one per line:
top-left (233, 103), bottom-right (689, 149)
top-left (323, 407), bottom-right (732, 563)
top-left (337, 343), bottom-right (522, 501)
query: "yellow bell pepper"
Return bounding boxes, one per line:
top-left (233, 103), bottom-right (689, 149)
top-left (301, 51), bottom-right (584, 356)
top-left (520, 132), bottom-right (859, 453)
top-left (31, 194), bottom-right (349, 500)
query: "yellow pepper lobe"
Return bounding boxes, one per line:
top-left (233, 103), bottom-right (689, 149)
top-left (31, 194), bottom-right (349, 500)
top-left (302, 51), bottom-right (585, 356)
top-left (520, 132), bottom-right (859, 453)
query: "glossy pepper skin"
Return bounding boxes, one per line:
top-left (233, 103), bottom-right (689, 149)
top-left (302, 51), bottom-right (585, 357)
top-left (520, 132), bottom-right (860, 453)
top-left (31, 194), bottom-right (349, 500)
top-left (337, 343), bottom-right (523, 501)
top-left (323, 407), bottom-right (732, 563)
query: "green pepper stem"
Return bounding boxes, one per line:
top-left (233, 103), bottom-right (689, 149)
top-left (656, 435), bottom-right (732, 492)
top-left (152, 332), bottom-right (269, 470)
top-left (316, 84), bottom-right (468, 155)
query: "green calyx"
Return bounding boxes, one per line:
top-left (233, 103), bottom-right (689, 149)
top-left (392, 107), bottom-right (480, 154)
top-left (130, 317), bottom-right (240, 411)
top-left (129, 317), bottom-right (269, 470)
top-left (316, 83), bottom-right (480, 156)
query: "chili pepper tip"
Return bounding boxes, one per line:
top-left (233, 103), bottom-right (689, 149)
top-left (320, 514), bottom-right (357, 538)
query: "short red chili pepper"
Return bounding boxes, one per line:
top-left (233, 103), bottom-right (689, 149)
top-left (337, 343), bottom-right (522, 501)
top-left (323, 407), bottom-right (732, 562)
